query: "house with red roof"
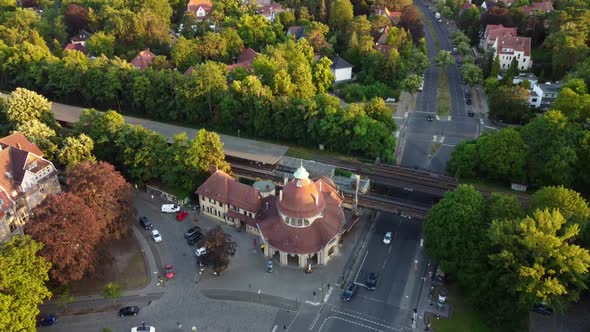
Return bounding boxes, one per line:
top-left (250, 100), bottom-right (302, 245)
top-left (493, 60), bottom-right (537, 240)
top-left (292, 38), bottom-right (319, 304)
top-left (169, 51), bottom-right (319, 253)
top-left (131, 49), bottom-right (156, 70)
top-left (187, 0), bottom-right (213, 19)
top-left (64, 43), bottom-right (88, 55)
top-left (373, 6), bottom-right (402, 25)
top-left (521, 0), bottom-right (553, 15)
top-left (227, 48), bottom-right (257, 72)
top-left (257, 2), bottom-right (284, 22)
top-left (482, 24), bottom-right (532, 71)
top-left (196, 165), bottom-right (346, 268)
top-left (0, 133), bottom-right (60, 242)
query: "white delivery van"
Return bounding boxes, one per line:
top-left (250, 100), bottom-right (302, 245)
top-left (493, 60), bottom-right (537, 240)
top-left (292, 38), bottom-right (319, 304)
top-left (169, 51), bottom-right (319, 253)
top-left (435, 12), bottom-right (441, 19)
top-left (161, 204), bottom-right (181, 213)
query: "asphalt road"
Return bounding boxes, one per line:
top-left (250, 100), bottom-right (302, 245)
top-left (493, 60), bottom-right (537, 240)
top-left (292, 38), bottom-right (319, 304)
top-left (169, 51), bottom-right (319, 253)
top-left (396, 0), bottom-right (484, 173)
top-left (312, 212), bottom-right (424, 332)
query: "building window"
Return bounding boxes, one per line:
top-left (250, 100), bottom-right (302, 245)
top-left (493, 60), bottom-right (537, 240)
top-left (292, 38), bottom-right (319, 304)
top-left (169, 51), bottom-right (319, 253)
top-left (532, 98), bottom-right (537, 102)
top-left (219, 202), bottom-right (222, 207)
top-left (201, 196), bottom-right (205, 201)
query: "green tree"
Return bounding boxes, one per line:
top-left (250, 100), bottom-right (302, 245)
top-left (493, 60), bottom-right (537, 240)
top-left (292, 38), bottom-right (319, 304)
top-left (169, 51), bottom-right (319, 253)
top-left (181, 61), bottom-right (228, 120)
top-left (329, 0), bottom-right (354, 33)
top-left (312, 56), bottom-right (334, 93)
top-left (0, 236), bottom-right (52, 332)
top-left (13, 120), bottom-right (59, 158)
top-left (475, 128), bottom-right (526, 182)
top-left (489, 209), bottom-right (590, 309)
top-left (530, 186), bottom-right (590, 232)
top-left (103, 282), bottom-right (122, 306)
top-left (486, 193), bottom-right (523, 223)
top-left (85, 31), bottom-right (115, 57)
top-left (446, 141), bottom-right (477, 178)
top-left (170, 36), bottom-right (199, 71)
top-left (58, 134), bottom-right (96, 167)
top-left (461, 63), bottom-right (483, 87)
top-left (457, 7), bottom-right (480, 44)
top-left (191, 129), bottom-right (231, 175)
top-left (489, 85), bottom-right (529, 124)
top-left (424, 185), bottom-right (486, 279)
top-left (400, 74), bottom-right (422, 95)
top-left (6, 88), bottom-right (56, 127)
top-left (434, 50), bottom-right (454, 66)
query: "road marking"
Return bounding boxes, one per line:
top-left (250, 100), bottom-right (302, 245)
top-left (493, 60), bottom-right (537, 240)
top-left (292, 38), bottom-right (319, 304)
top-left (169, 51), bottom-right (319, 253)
top-left (435, 115), bottom-right (440, 120)
top-left (388, 246), bottom-right (393, 255)
top-left (432, 135), bottom-right (437, 142)
top-left (354, 250), bottom-right (370, 282)
top-left (420, 239), bottom-right (424, 247)
top-left (358, 294), bottom-right (387, 304)
top-left (479, 118), bottom-right (484, 124)
top-left (393, 117), bottom-right (403, 120)
top-left (441, 144), bottom-right (455, 147)
top-left (439, 136), bottom-right (445, 143)
top-left (484, 125), bottom-right (497, 130)
top-left (404, 112), bottom-right (408, 118)
top-left (309, 303), bottom-right (326, 330)
top-left (329, 308), bottom-right (402, 331)
top-left (318, 316), bottom-right (387, 332)
top-left (394, 131), bottom-right (399, 138)
top-left (272, 325), bottom-right (278, 332)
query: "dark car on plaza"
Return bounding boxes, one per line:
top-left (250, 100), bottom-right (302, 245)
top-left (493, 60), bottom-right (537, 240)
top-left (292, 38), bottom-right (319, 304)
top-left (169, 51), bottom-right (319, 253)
top-left (187, 231), bottom-right (203, 245)
top-left (139, 216), bottom-right (152, 230)
top-left (466, 98), bottom-right (472, 105)
top-left (184, 226), bottom-right (202, 239)
top-left (366, 272), bottom-right (378, 290)
top-left (468, 111), bottom-right (475, 117)
top-left (342, 283), bottom-right (359, 301)
top-left (426, 114), bottom-right (434, 121)
top-left (532, 303), bottom-right (554, 316)
top-left (37, 314), bottom-right (57, 327)
top-left (119, 306), bottom-right (140, 317)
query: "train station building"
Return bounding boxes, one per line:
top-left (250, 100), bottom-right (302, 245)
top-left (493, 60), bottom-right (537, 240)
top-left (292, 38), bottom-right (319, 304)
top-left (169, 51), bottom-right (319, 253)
top-left (196, 165), bottom-right (346, 268)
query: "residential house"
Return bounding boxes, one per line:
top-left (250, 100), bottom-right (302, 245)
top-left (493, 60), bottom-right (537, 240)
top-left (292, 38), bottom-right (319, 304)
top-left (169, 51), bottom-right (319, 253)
top-left (330, 56), bottom-right (353, 83)
top-left (532, 82), bottom-right (562, 110)
top-left (71, 29), bottom-right (93, 47)
top-left (64, 43), bottom-right (88, 55)
top-left (482, 24), bottom-right (532, 71)
top-left (512, 73), bottom-right (538, 86)
top-left (196, 165), bottom-right (346, 268)
top-left (287, 26), bottom-right (306, 41)
top-left (372, 26), bottom-right (395, 56)
top-left (521, 0), bottom-right (553, 15)
top-left (258, 2), bottom-right (284, 22)
top-left (0, 133), bottom-right (61, 242)
top-left (131, 49), bottom-right (156, 70)
top-left (187, 0), bottom-right (213, 19)
top-left (373, 6), bottom-right (402, 25)
top-left (227, 48), bottom-right (258, 72)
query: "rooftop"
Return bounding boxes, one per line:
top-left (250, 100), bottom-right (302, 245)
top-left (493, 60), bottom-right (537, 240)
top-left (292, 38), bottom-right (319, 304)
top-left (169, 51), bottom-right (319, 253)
top-left (330, 56), bottom-right (353, 70)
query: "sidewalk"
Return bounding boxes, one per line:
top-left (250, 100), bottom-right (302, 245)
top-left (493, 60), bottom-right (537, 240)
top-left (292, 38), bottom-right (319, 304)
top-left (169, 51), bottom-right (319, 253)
top-left (39, 195), bottom-right (165, 316)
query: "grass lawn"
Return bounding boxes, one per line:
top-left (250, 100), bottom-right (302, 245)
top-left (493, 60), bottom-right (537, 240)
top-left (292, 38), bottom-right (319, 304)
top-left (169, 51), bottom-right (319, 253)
top-left (436, 69), bottom-right (451, 116)
top-left (461, 178), bottom-right (533, 197)
top-left (430, 284), bottom-right (493, 332)
top-left (285, 145), bottom-right (372, 164)
top-left (68, 236), bottom-right (148, 297)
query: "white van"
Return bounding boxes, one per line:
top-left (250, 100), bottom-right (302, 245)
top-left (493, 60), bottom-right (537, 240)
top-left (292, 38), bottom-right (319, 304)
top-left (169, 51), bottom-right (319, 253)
top-left (161, 204), bottom-right (181, 213)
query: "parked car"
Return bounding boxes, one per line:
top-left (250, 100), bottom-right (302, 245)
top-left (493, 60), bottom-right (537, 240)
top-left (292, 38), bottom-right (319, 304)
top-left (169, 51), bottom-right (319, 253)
top-left (161, 204), bottom-right (181, 213)
top-left (342, 283), bottom-right (359, 301)
top-left (366, 272), bottom-right (378, 290)
top-left (151, 230), bottom-right (162, 243)
top-left (426, 114), bottom-right (434, 121)
top-left (131, 326), bottom-right (155, 332)
top-left (187, 232), bottom-right (203, 245)
top-left (165, 264), bottom-right (175, 279)
top-left (119, 306), bottom-right (140, 317)
top-left (468, 111), bottom-right (475, 117)
top-left (532, 303), bottom-right (554, 316)
top-left (466, 99), bottom-right (472, 105)
top-left (139, 216), bottom-right (152, 230)
top-left (195, 247), bottom-right (206, 257)
top-left (184, 226), bottom-right (202, 239)
top-left (464, 92), bottom-right (471, 98)
top-left (176, 210), bottom-right (189, 221)
top-left (37, 314), bottom-right (57, 327)
top-left (383, 231), bottom-right (392, 244)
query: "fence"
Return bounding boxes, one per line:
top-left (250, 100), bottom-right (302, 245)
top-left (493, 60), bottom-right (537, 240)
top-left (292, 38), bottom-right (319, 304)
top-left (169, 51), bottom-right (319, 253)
top-left (145, 184), bottom-right (190, 206)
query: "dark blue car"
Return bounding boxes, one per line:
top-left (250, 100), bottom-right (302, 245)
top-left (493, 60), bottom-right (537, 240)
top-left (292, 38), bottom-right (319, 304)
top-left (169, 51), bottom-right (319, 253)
top-left (37, 314), bottom-right (57, 327)
top-left (342, 283), bottom-right (358, 301)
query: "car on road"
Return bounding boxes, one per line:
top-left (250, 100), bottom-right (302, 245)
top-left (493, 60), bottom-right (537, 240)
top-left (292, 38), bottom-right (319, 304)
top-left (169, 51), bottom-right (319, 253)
top-left (37, 314), bottom-right (57, 327)
top-left (187, 231), bottom-right (203, 245)
top-left (119, 306), bottom-right (140, 317)
top-left (165, 264), bottom-right (175, 279)
top-left (532, 303), bottom-right (553, 316)
top-left (342, 283), bottom-right (359, 301)
top-left (426, 114), bottom-right (434, 121)
top-left (466, 99), bottom-right (472, 105)
top-left (195, 247), bottom-right (207, 256)
top-left (464, 91), bottom-right (471, 98)
top-left (151, 230), bottom-right (162, 243)
top-left (131, 326), bottom-right (155, 332)
top-left (366, 272), bottom-right (378, 290)
top-left (383, 231), bottom-right (392, 244)
top-left (468, 111), bottom-right (475, 117)
top-left (176, 210), bottom-right (189, 221)
top-left (161, 204), bottom-right (181, 213)
top-left (139, 216), bottom-right (152, 230)
top-left (184, 226), bottom-right (202, 239)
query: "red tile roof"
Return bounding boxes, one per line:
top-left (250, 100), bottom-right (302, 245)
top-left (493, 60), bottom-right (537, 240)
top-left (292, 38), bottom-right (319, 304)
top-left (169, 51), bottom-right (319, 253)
top-left (64, 43), bottom-right (88, 55)
top-left (278, 178), bottom-right (326, 219)
top-left (0, 133), bottom-right (43, 156)
top-left (196, 170), bottom-right (262, 212)
top-left (522, 1), bottom-right (553, 15)
top-left (227, 48), bottom-right (257, 72)
top-left (258, 2), bottom-right (283, 16)
top-left (130, 49), bottom-right (156, 70)
top-left (498, 35), bottom-right (531, 57)
top-left (187, 0), bottom-right (213, 16)
top-left (484, 24), bottom-right (517, 48)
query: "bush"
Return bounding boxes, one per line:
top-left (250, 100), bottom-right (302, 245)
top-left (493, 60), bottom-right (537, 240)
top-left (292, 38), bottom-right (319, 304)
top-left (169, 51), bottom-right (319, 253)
top-left (337, 82), bottom-right (394, 103)
top-left (334, 168), bottom-right (353, 177)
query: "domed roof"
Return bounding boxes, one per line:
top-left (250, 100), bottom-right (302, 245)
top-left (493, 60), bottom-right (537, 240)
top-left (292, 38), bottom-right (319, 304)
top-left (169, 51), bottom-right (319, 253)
top-left (278, 166), bottom-right (325, 219)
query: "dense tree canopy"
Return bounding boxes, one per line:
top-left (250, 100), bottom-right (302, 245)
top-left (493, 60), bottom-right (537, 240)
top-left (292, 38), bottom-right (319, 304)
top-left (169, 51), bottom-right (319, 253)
top-left (0, 236), bottom-right (51, 332)
top-left (201, 226), bottom-right (237, 273)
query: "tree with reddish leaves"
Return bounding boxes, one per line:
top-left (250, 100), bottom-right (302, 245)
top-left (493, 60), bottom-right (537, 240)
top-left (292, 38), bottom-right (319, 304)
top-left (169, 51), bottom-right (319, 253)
top-left (64, 4), bottom-right (89, 35)
top-left (399, 6), bottom-right (424, 43)
top-left (201, 226), bottom-right (237, 274)
top-left (66, 161), bottom-right (133, 240)
top-left (24, 193), bottom-right (102, 285)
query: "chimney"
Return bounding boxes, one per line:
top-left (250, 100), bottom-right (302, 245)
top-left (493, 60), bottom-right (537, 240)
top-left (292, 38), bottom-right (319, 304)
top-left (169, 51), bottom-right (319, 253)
top-left (314, 194), bottom-right (318, 207)
top-left (283, 177), bottom-right (288, 185)
top-left (319, 181), bottom-right (322, 192)
top-left (209, 165), bottom-right (218, 174)
top-left (279, 190), bottom-right (283, 202)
